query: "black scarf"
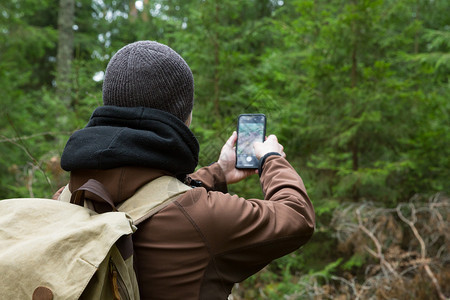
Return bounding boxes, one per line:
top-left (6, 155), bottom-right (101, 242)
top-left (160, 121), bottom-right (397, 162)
top-left (61, 106), bottom-right (199, 177)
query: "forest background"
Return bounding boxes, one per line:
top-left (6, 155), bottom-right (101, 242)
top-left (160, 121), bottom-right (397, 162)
top-left (0, 0), bottom-right (449, 298)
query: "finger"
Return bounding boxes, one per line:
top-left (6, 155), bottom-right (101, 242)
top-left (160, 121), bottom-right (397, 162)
top-left (243, 168), bottom-right (257, 177)
top-left (228, 131), bottom-right (237, 147)
top-left (224, 131), bottom-right (237, 148)
top-left (253, 141), bottom-right (263, 152)
top-left (266, 134), bottom-right (277, 143)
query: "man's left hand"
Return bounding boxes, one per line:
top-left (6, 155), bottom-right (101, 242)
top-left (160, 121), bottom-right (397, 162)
top-left (218, 131), bottom-right (257, 184)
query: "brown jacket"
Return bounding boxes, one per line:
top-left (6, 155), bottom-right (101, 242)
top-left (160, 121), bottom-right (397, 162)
top-left (69, 155), bottom-right (315, 299)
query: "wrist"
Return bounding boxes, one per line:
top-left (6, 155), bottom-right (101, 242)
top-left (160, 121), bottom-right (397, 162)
top-left (217, 160), bottom-right (226, 174)
top-left (258, 152), bottom-right (281, 177)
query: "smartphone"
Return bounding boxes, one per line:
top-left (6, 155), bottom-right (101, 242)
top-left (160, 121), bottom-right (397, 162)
top-left (236, 114), bottom-right (266, 169)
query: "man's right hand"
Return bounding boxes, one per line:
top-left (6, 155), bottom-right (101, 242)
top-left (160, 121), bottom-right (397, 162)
top-left (253, 135), bottom-right (286, 160)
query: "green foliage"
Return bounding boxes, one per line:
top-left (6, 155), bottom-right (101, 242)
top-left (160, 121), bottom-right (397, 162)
top-left (1, 0), bottom-right (448, 297)
top-left (233, 257), bottom-right (343, 299)
top-left (342, 253), bottom-right (365, 271)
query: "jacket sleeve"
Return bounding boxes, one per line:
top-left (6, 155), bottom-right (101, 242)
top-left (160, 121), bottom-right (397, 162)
top-left (189, 162), bottom-right (228, 193)
top-left (178, 155), bottom-right (315, 285)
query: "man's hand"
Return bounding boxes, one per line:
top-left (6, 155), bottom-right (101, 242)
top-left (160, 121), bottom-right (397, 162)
top-left (253, 135), bottom-right (286, 159)
top-left (218, 131), bottom-right (257, 184)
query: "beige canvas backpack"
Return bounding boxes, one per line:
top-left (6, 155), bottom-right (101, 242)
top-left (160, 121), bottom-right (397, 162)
top-left (0, 176), bottom-right (191, 300)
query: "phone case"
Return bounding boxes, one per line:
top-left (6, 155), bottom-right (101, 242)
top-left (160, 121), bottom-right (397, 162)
top-left (235, 114), bottom-right (266, 169)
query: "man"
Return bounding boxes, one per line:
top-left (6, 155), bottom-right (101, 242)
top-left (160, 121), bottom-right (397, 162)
top-left (59, 41), bottom-right (315, 299)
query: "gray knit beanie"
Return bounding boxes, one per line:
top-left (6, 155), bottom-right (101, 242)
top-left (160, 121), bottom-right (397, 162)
top-left (102, 41), bottom-right (194, 122)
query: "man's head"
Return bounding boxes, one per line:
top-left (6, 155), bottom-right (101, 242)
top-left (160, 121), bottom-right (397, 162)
top-left (102, 41), bottom-right (194, 122)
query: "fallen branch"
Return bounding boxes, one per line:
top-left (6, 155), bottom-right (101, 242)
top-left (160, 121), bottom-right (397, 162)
top-left (356, 207), bottom-right (400, 280)
top-left (396, 203), bottom-right (446, 300)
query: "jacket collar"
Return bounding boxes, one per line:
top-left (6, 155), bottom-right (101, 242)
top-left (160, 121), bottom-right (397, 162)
top-left (69, 167), bottom-right (172, 204)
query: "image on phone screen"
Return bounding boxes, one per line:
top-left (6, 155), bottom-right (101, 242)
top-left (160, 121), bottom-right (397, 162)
top-left (236, 114), bottom-right (266, 169)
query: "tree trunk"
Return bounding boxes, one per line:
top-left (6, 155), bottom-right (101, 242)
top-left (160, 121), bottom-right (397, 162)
top-left (56, 0), bottom-right (75, 108)
top-left (351, 40), bottom-right (357, 88)
top-left (213, 1), bottom-right (220, 116)
top-left (130, 0), bottom-right (149, 22)
top-left (142, 0), bottom-right (149, 22)
top-left (414, 2), bottom-right (420, 54)
top-left (129, 0), bottom-right (138, 21)
top-left (350, 4), bottom-right (359, 201)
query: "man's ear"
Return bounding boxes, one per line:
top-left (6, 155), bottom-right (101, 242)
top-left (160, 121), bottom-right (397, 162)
top-left (185, 111), bottom-right (193, 127)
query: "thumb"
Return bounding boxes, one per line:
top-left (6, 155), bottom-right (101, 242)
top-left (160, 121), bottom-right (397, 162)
top-left (225, 131), bottom-right (237, 148)
top-left (253, 141), bottom-right (264, 159)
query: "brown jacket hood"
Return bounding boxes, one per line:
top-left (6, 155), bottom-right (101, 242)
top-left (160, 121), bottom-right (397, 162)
top-left (69, 167), bottom-right (172, 204)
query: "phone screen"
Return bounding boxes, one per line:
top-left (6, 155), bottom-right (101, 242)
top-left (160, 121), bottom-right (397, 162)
top-left (236, 114), bottom-right (266, 169)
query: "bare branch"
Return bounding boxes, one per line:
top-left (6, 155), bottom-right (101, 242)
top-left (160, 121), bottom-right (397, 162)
top-left (396, 203), bottom-right (425, 257)
top-left (396, 203), bottom-right (446, 300)
top-left (0, 118), bottom-right (55, 190)
top-left (356, 207), bottom-right (399, 278)
top-left (0, 131), bottom-right (72, 143)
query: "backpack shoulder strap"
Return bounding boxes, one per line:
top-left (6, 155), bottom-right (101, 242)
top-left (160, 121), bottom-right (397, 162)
top-left (58, 184), bottom-right (71, 203)
top-left (117, 176), bottom-right (191, 225)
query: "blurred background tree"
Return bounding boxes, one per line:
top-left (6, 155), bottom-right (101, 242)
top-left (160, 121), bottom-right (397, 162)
top-left (0, 0), bottom-right (448, 298)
